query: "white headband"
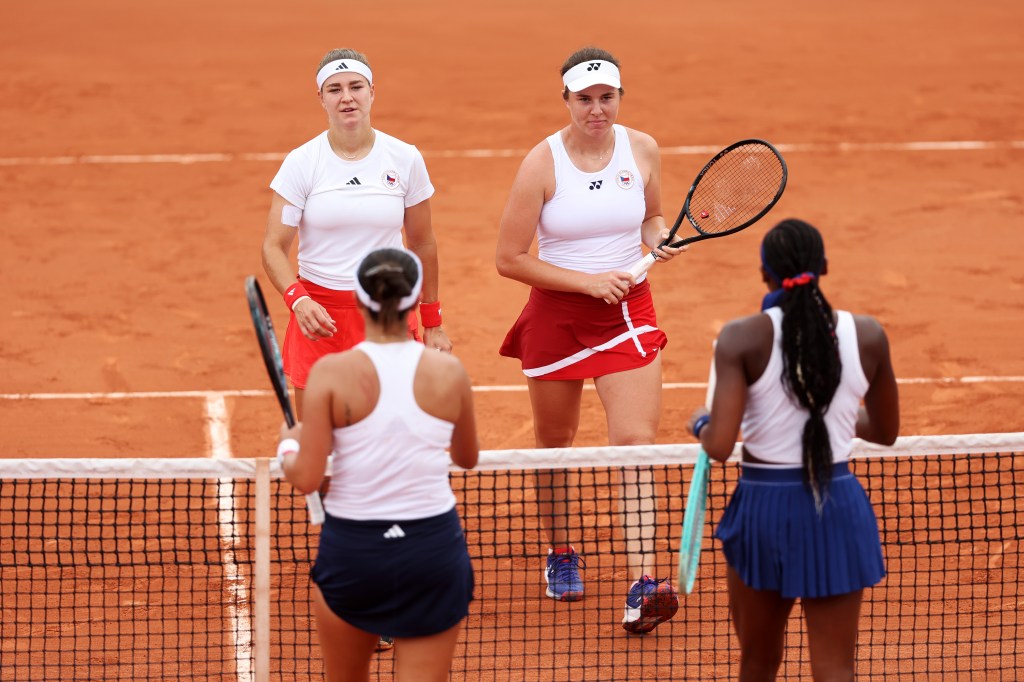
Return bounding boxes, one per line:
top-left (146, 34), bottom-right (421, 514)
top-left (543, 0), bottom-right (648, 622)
top-left (562, 60), bottom-right (621, 92)
top-left (316, 59), bottom-right (374, 90)
top-left (354, 249), bottom-right (423, 313)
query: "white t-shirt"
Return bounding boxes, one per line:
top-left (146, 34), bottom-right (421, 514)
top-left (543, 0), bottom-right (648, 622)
top-left (270, 130), bottom-right (434, 289)
top-left (324, 341), bottom-right (457, 521)
top-left (741, 308), bottom-right (870, 465)
top-left (537, 124), bottom-right (647, 278)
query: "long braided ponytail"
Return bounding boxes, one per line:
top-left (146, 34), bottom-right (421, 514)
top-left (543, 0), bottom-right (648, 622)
top-left (761, 219), bottom-right (840, 509)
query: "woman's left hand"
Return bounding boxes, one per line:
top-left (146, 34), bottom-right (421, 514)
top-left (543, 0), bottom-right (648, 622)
top-left (650, 229), bottom-right (688, 263)
top-left (423, 326), bottom-right (453, 353)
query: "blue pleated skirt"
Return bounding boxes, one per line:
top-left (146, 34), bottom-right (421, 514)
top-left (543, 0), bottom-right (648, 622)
top-left (715, 461), bottom-right (885, 599)
top-left (311, 506), bottom-right (474, 637)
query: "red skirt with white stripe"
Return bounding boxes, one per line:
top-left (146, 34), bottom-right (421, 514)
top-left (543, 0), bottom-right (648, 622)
top-left (499, 279), bottom-right (667, 380)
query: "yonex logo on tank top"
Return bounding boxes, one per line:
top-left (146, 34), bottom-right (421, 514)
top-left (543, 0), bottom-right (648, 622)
top-left (589, 180), bottom-right (603, 190)
top-left (346, 177), bottom-right (361, 185)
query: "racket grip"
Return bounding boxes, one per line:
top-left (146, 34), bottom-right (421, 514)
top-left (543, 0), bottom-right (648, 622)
top-left (627, 252), bottom-right (658, 280)
top-left (305, 492), bottom-right (325, 525)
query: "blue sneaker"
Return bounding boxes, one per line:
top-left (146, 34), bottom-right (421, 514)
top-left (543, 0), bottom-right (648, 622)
top-left (545, 547), bottom-right (585, 601)
top-left (621, 576), bottom-right (678, 634)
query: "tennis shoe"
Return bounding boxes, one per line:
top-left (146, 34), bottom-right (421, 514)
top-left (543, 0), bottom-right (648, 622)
top-left (621, 575), bottom-right (678, 634)
top-left (545, 547), bottom-right (585, 601)
top-left (375, 635), bottom-right (393, 652)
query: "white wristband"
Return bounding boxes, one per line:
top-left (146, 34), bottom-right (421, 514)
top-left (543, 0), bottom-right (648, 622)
top-left (277, 438), bottom-right (300, 466)
top-left (290, 295), bottom-right (311, 312)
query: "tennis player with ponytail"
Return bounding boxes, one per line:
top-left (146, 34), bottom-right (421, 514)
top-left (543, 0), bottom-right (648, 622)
top-left (263, 47), bottom-right (451, 652)
top-left (278, 248), bottom-right (479, 681)
top-left (688, 218), bottom-right (899, 680)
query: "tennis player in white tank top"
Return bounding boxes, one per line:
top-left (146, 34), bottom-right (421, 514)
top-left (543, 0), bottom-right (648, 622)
top-left (277, 248), bottom-right (479, 680)
top-left (496, 46), bottom-right (687, 635)
top-left (689, 219), bottom-right (899, 679)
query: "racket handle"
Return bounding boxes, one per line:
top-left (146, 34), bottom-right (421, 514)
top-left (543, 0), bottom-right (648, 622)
top-left (627, 252), bottom-right (658, 280)
top-left (305, 492), bottom-right (325, 525)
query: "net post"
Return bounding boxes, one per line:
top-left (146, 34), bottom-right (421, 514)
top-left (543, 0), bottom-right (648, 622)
top-left (254, 458), bottom-right (271, 682)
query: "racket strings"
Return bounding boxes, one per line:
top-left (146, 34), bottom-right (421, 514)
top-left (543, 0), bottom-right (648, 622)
top-left (690, 144), bottom-right (785, 234)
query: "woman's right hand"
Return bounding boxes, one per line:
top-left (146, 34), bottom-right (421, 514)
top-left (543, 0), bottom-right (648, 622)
top-left (583, 271), bottom-right (635, 305)
top-left (292, 298), bottom-right (338, 339)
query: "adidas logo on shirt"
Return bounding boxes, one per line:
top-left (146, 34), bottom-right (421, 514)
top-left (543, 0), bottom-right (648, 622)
top-left (383, 524), bottom-right (406, 539)
top-left (346, 177), bottom-right (361, 186)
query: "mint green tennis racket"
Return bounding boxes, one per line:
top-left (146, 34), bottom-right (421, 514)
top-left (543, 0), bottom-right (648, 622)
top-left (678, 348), bottom-right (716, 593)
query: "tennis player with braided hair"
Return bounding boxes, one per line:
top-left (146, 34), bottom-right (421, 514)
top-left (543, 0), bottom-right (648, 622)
top-left (496, 45), bottom-right (684, 633)
top-left (689, 218), bottom-right (899, 680)
top-left (278, 247), bottom-right (478, 681)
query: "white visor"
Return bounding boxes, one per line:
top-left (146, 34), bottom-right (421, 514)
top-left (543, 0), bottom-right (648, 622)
top-left (316, 59), bottom-right (374, 90)
top-left (562, 60), bottom-right (621, 92)
top-left (354, 249), bottom-right (423, 314)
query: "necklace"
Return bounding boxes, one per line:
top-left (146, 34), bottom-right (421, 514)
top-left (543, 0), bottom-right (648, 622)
top-left (576, 138), bottom-right (614, 161)
top-left (331, 129), bottom-right (375, 160)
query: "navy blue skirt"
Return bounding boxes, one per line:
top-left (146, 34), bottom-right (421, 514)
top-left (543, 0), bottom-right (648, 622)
top-left (715, 461), bottom-right (885, 599)
top-left (311, 506), bottom-right (474, 637)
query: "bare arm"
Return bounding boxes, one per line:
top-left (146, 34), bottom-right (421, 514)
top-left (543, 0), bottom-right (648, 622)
top-left (494, 142), bottom-right (635, 304)
top-left (855, 316), bottom-right (900, 445)
top-left (261, 192), bottom-right (301, 294)
top-left (279, 361), bottom-right (335, 494)
top-left (404, 198), bottom-right (452, 352)
top-left (449, 365), bottom-right (479, 470)
top-left (697, 322), bottom-right (751, 461)
top-left (261, 192), bottom-right (336, 339)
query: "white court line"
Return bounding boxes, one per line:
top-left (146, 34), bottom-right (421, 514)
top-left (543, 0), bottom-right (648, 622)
top-left (0, 140), bottom-right (1022, 167)
top-left (206, 394), bottom-right (253, 682)
top-left (0, 375), bottom-right (1022, 402)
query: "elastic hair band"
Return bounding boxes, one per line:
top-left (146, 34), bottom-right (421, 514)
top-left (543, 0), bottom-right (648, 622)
top-left (782, 272), bottom-right (817, 289)
top-left (316, 59), bottom-right (373, 90)
top-left (354, 249), bottom-right (423, 313)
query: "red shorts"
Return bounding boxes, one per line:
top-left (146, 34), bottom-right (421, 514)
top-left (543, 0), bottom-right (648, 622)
top-left (499, 279), bottom-right (667, 380)
top-left (282, 279), bottom-right (421, 389)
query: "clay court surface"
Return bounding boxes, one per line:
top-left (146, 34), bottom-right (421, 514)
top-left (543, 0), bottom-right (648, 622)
top-left (1, 0), bottom-right (1022, 455)
top-left (0, 0), bottom-right (1022, 679)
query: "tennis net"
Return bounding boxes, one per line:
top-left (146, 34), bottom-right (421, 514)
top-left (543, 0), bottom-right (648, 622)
top-left (1, 433), bottom-right (1020, 680)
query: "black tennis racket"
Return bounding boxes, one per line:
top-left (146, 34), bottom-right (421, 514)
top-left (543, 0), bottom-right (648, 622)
top-left (629, 139), bottom-right (787, 279)
top-left (245, 275), bottom-right (325, 525)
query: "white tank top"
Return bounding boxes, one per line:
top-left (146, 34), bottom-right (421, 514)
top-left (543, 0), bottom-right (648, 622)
top-left (538, 124), bottom-right (647, 278)
top-left (740, 307), bottom-right (870, 465)
top-left (323, 340), bottom-right (457, 520)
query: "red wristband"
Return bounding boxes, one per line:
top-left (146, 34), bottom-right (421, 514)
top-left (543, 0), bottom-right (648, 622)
top-left (419, 300), bottom-right (442, 328)
top-left (283, 282), bottom-right (310, 311)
